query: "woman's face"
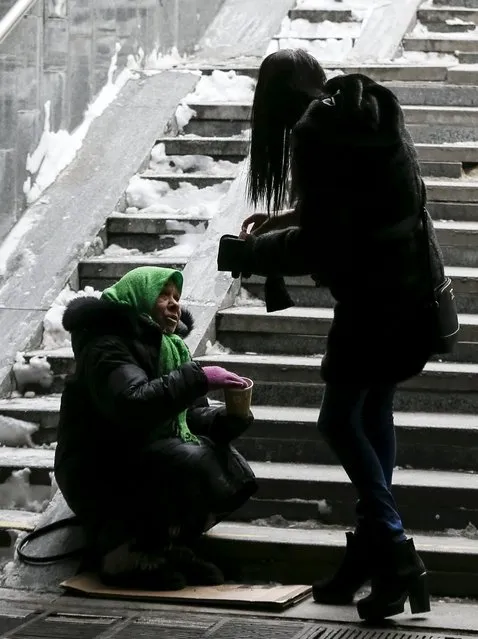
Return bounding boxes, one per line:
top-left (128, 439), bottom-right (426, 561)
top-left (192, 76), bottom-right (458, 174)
top-left (152, 281), bottom-right (181, 334)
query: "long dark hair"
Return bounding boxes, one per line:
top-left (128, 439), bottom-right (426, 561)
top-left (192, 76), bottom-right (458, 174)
top-left (247, 49), bottom-right (327, 215)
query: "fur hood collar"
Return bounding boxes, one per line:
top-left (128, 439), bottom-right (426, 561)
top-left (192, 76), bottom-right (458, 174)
top-left (63, 296), bottom-right (194, 341)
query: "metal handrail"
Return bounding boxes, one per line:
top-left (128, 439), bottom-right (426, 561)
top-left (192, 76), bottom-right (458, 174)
top-left (0, 0), bottom-right (38, 45)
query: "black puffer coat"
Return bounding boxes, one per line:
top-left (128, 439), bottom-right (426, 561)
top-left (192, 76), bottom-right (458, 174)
top-left (219, 75), bottom-right (446, 385)
top-left (54, 296), bottom-right (256, 541)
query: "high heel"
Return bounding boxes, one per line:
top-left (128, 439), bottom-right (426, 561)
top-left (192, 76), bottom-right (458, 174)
top-left (356, 538), bottom-right (431, 620)
top-left (408, 572), bottom-right (430, 614)
top-left (313, 531), bottom-right (371, 605)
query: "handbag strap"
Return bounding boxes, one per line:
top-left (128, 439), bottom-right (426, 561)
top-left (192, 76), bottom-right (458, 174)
top-left (419, 177), bottom-right (439, 304)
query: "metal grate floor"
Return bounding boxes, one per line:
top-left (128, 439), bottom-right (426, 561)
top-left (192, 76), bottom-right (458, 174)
top-left (0, 611), bottom-right (467, 639)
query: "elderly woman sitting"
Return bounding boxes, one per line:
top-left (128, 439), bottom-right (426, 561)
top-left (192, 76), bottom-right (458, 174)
top-left (54, 266), bottom-right (257, 590)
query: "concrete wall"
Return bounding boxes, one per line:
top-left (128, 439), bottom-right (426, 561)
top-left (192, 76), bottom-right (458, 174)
top-left (0, 0), bottom-right (223, 243)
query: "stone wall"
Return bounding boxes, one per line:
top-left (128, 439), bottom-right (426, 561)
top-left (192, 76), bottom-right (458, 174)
top-left (0, 0), bottom-right (223, 242)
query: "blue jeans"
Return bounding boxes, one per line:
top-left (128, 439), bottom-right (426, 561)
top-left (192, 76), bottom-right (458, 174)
top-left (317, 383), bottom-right (405, 539)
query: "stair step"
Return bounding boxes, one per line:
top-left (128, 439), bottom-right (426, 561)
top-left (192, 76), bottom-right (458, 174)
top-left (0, 510), bottom-right (40, 553)
top-left (198, 63), bottom-right (452, 83)
top-left (201, 521), bottom-right (478, 597)
top-left (434, 0), bottom-right (478, 7)
top-left (447, 64), bottom-right (478, 85)
top-left (403, 35), bottom-right (478, 53)
top-left (418, 7), bottom-right (478, 24)
top-left (416, 143), bottom-right (478, 162)
top-left (0, 448), bottom-right (54, 485)
top-left (198, 353), bottom-right (478, 413)
top-left (240, 461), bottom-right (478, 532)
top-left (459, 51), bottom-right (478, 62)
top-left (186, 102), bottom-right (478, 126)
top-left (156, 138), bottom-right (472, 178)
top-left (217, 305), bottom-right (478, 360)
top-left (158, 136), bottom-right (249, 158)
top-left (428, 201), bottom-right (478, 222)
top-left (244, 266), bottom-right (478, 314)
top-left (239, 406), bottom-right (478, 471)
top-left (384, 81), bottom-right (478, 107)
top-left (0, 396), bottom-right (60, 436)
top-left (139, 173), bottom-right (234, 189)
top-left (289, 8), bottom-right (354, 22)
top-left (425, 178), bottom-right (478, 201)
top-left (0, 395), bottom-right (477, 471)
top-left (78, 255), bottom-right (187, 290)
top-left (106, 214), bottom-right (209, 252)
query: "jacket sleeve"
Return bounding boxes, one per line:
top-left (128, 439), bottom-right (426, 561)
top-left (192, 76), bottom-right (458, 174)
top-left (218, 228), bottom-right (316, 278)
top-left (82, 335), bottom-right (209, 432)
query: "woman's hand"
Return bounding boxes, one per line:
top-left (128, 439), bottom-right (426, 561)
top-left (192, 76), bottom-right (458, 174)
top-left (241, 213), bottom-right (269, 237)
top-left (202, 366), bottom-right (246, 390)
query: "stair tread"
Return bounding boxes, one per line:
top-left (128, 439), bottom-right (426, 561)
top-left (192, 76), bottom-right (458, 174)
top-left (209, 521), bottom-right (478, 555)
top-left (0, 510), bottom-right (40, 531)
top-left (198, 351), bottom-right (478, 374)
top-left (81, 255), bottom-right (188, 264)
top-left (187, 100), bottom-right (478, 113)
top-left (219, 305), bottom-right (478, 325)
top-left (0, 446), bottom-right (475, 490)
top-left (0, 447), bottom-right (54, 468)
top-left (140, 172), bottom-right (235, 179)
top-left (23, 345), bottom-right (478, 373)
top-left (249, 461), bottom-right (478, 488)
top-left (0, 396), bottom-right (477, 430)
top-left (108, 212), bottom-right (210, 222)
top-left (251, 405), bottom-right (478, 429)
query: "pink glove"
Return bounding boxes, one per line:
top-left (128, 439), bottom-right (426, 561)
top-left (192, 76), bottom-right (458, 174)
top-left (202, 366), bottom-right (246, 390)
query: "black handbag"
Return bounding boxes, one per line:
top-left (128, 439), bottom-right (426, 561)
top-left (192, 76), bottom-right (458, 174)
top-left (421, 206), bottom-right (459, 354)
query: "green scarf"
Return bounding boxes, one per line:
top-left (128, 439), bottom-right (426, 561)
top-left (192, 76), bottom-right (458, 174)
top-left (101, 266), bottom-right (200, 444)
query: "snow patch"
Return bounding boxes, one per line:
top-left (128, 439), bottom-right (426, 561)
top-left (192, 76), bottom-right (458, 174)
top-left (0, 469), bottom-right (50, 513)
top-left (41, 285), bottom-right (102, 350)
top-left (0, 416), bottom-right (38, 448)
top-left (184, 70), bottom-right (256, 103)
top-left (205, 340), bottom-right (231, 355)
top-left (234, 288), bottom-right (265, 307)
top-left (126, 178), bottom-right (229, 219)
top-left (24, 43), bottom-right (135, 204)
top-left (13, 354), bottom-right (53, 394)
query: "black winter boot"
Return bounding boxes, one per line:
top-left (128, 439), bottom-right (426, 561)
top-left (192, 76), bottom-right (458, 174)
top-left (313, 532), bottom-right (371, 605)
top-left (356, 538), bottom-right (430, 620)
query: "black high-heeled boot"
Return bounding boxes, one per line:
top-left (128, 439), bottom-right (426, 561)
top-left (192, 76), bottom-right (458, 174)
top-left (313, 532), bottom-right (371, 605)
top-left (356, 538), bottom-right (430, 620)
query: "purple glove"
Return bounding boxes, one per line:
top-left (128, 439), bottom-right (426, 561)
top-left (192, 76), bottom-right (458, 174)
top-left (202, 366), bottom-right (246, 390)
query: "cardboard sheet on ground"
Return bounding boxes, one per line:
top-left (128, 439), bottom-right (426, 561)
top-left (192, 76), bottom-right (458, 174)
top-left (61, 573), bottom-right (312, 610)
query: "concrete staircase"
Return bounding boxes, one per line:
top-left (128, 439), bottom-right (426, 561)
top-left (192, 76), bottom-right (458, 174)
top-left (1, 0), bottom-right (478, 597)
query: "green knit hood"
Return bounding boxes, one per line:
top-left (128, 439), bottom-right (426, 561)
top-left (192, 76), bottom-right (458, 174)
top-left (101, 266), bottom-right (199, 445)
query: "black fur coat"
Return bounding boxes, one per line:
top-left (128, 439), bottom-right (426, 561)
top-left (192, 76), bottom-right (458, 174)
top-left (218, 74), bottom-right (446, 384)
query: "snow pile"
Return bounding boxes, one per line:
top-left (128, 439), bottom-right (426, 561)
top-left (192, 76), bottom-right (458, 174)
top-left (234, 288), bottom-right (265, 307)
top-left (42, 285), bottom-right (101, 350)
top-left (278, 16), bottom-right (361, 39)
top-left (391, 50), bottom-right (459, 65)
top-left (175, 103), bottom-right (197, 132)
top-left (268, 37), bottom-right (355, 62)
top-left (185, 70), bottom-right (256, 103)
top-left (0, 469), bottom-right (50, 512)
top-left (148, 143), bottom-right (238, 176)
top-left (446, 522), bottom-right (478, 539)
top-left (152, 232), bottom-right (203, 259)
top-left (24, 43), bottom-right (135, 204)
top-left (125, 177), bottom-right (230, 219)
top-left (446, 17), bottom-right (475, 28)
top-left (127, 46), bottom-right (188, 71)
top-left (0, 416), bottom-right (38, 448)
top-left (13, 354), bottom-right (53, 394)
top-left (205, 340), bottom-right (231, 355)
